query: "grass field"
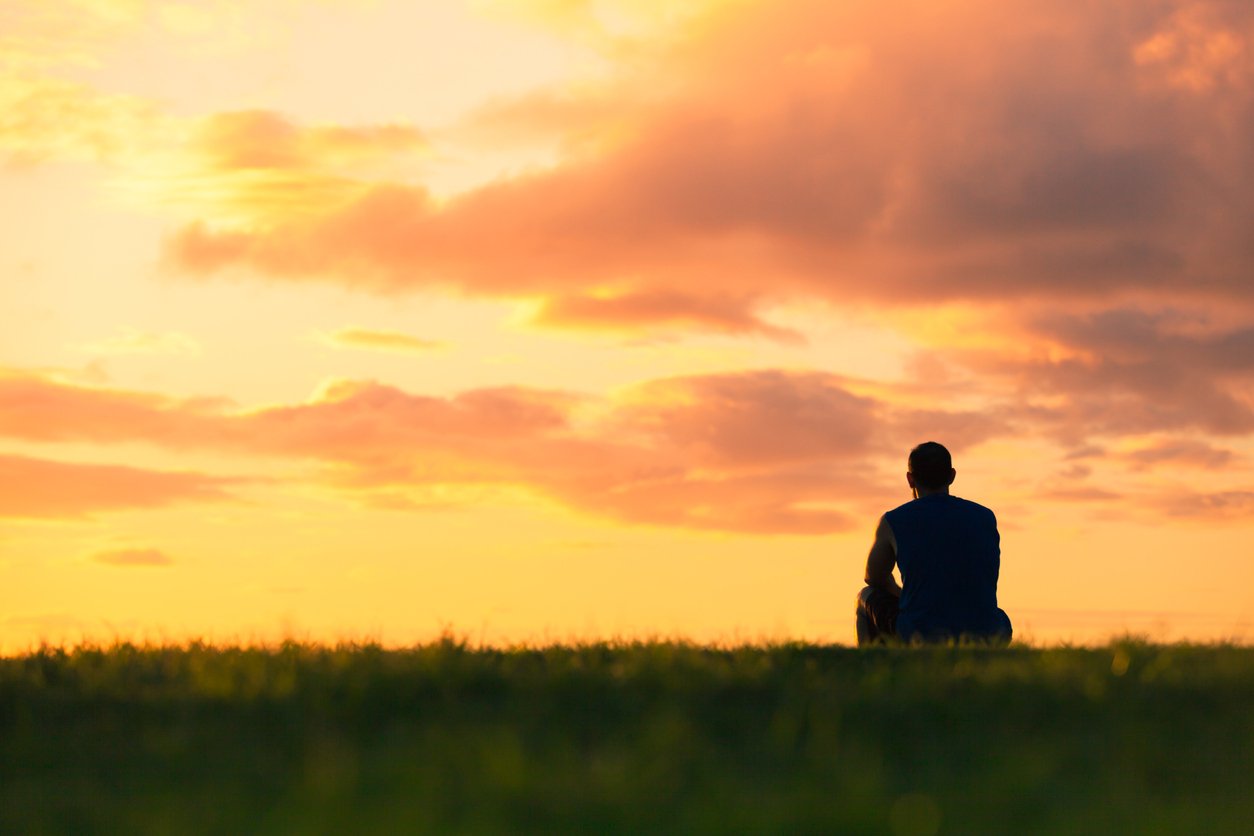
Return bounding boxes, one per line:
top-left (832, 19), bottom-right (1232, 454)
top-left (3, 639), bottom-right (1252, 834)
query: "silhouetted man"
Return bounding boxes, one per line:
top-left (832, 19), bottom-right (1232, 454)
top-left (856, 441), bottom-right (1012, 645)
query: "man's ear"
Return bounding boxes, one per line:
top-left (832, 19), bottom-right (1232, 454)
top-left (906, 472), bottom-right (916, 489)
top-left (946, 468), bottom-right (957, 485)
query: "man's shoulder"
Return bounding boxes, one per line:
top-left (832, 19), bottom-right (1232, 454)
top-left (952, 496), bottom-right (998, 524)
top-left (885, 495), bottom-right (996, 519)
top-left (882, 498), bottom-right (918, 523)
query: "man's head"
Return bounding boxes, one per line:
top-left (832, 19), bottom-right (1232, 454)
top-left (907, 441), bottom-right (955, 495)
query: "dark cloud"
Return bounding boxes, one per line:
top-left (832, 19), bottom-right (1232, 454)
top-left (957, 308), bottom-right (1254, 441)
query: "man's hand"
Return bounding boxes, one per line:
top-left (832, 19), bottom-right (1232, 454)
top-left (864, 514), bottom-right (902, 598)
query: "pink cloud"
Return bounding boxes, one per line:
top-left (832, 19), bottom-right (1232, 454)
top-left (0, 453), bottom-right (236, 519)
top-left (1149, 490), bottom-right (1254, 521)
top-left (91, 547), bottom-right (175, 567)
top-left (1, 369), bottom-right (991, 533)
top-left (161, 1), bottom-right (1254, 330)
top-left (532, 291), bottom-right (805, 344)
top-left (957, 309), bottom-right (1254, 443)
top-left (1121, 439), bottom-right (1236, 470)
top-left (609, 371), bottom-right (877, 467)
top-left (0, 371), bottom-right (232, 445)
top-left (10, 364), bottom-right (1248, 531)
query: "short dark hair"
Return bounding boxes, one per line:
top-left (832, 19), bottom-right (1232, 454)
top-left (908, 441), bottom-right (953, 490)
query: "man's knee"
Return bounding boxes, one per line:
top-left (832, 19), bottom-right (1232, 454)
top-left (856, 585), bottom-right (899, 638)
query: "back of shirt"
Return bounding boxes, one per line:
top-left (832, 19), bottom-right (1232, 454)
top-left (883, 494), bottom-right (1011, 642)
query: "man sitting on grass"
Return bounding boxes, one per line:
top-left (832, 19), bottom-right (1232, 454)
top-left (856, 441), bottom-right (1012, 645)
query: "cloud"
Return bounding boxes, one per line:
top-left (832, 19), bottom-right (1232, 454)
top-left (1121, 439), bottom-right (1236, 470)
top-left (608, 371), bottom-right (877, 466)
top-left (353, 490), bottom-right (470, 512)
top-left (2, 3), bottom-right (427, 216)
top-left (0, 453), bottom-right (236, 519)
top-left (885, 408), bottom-right (1012, 455)
top-left (0, 368), bottom-right (1006, 533)
top-left (531, 291), bottom-right (804, 343)
top-left (128, 109), bottom-right (431, 227)
top-left (0, 77), bottom-right (159, 166)
top-left (1, 4), bottom-right (327, 165)
top-left (15, 362), bottom-right (1253, 531)
top-left (553, 463), bottom-right (866, 535)
top-left (1, 0), bottom-right (366, 73)
top-left (76, 328), bottom-right (201, 356)
top-left (9, 1), bottom-right (1254, 359)
top-left (0, 370), bottom-right (232, 445)
top-left (159, 0), bottom-right (1254, 334)
top-left (195, 109), bottom-right (427, 172)
top-left (0, 370), bottom-right (576, 456)
top-left (1132, 3), bottom-right (1253, 92)
top-left (1034, 460), bottom-right (1124, 505)
top-left (1040, 486), bottom-right (1123, 504)
top-left (321, 327), bottom-right (445, 353)
top-left (472, 0), bottom-right (735, 47)
top-left (91, 547), bottom-right (175, 567)
top-left (1149, 490), bottom-right (1254, 521)
top-left (440, 84), bottom-right (632, 156)
top-left (955, 308), bottom-right (1254, 443)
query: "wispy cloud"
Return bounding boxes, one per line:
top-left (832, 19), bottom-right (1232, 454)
top-left (0, 77), bottom-right (159, 167)
top-left (195, 109), bottom-right (427, 171)
top-left (320, 327), bottom-right (445, 353)
top-left (90, 547), bottom-right (175, 567)
top-left (532, 291), bottom-right (805, 344)
top-left (1120, 439), bottom-right (1236, 471)
top-left (1150, 490), bottom-right (1254, 521)
top-left (76, 328), bottom-right (201, 356)
top-left (0, 453), bottom-right (237, 519)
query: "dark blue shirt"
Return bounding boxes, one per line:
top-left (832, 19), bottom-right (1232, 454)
top-left (883, 494), bottom-right (1012, 642)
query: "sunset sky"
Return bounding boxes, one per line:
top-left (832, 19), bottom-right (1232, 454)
top-left (3, 0), bottom-right (1253, 650)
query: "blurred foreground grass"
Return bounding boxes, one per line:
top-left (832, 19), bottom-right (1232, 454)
top-left (2, 639), bottom-right (1252, 834)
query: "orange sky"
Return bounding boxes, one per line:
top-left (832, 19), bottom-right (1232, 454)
top-left (3, 0), bottom-right (1253, 650)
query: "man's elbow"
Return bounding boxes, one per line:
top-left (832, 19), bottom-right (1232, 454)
top-left (864, 571), bottom-right (893, 591)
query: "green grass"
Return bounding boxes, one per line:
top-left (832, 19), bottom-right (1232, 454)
top-left (3, 639), bottom-right (1252, 834)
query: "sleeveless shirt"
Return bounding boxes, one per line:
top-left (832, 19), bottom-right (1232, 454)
top-left (883, 494), bottom-right (1012, 642)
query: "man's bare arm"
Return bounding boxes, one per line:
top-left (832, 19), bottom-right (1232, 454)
top-left (864, 515), bottom-right (902, 598)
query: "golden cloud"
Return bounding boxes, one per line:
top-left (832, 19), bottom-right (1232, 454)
top-left (321, 327), bottom-right (445, 353)
top-left (0, 77), bottom-right (159, 166)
